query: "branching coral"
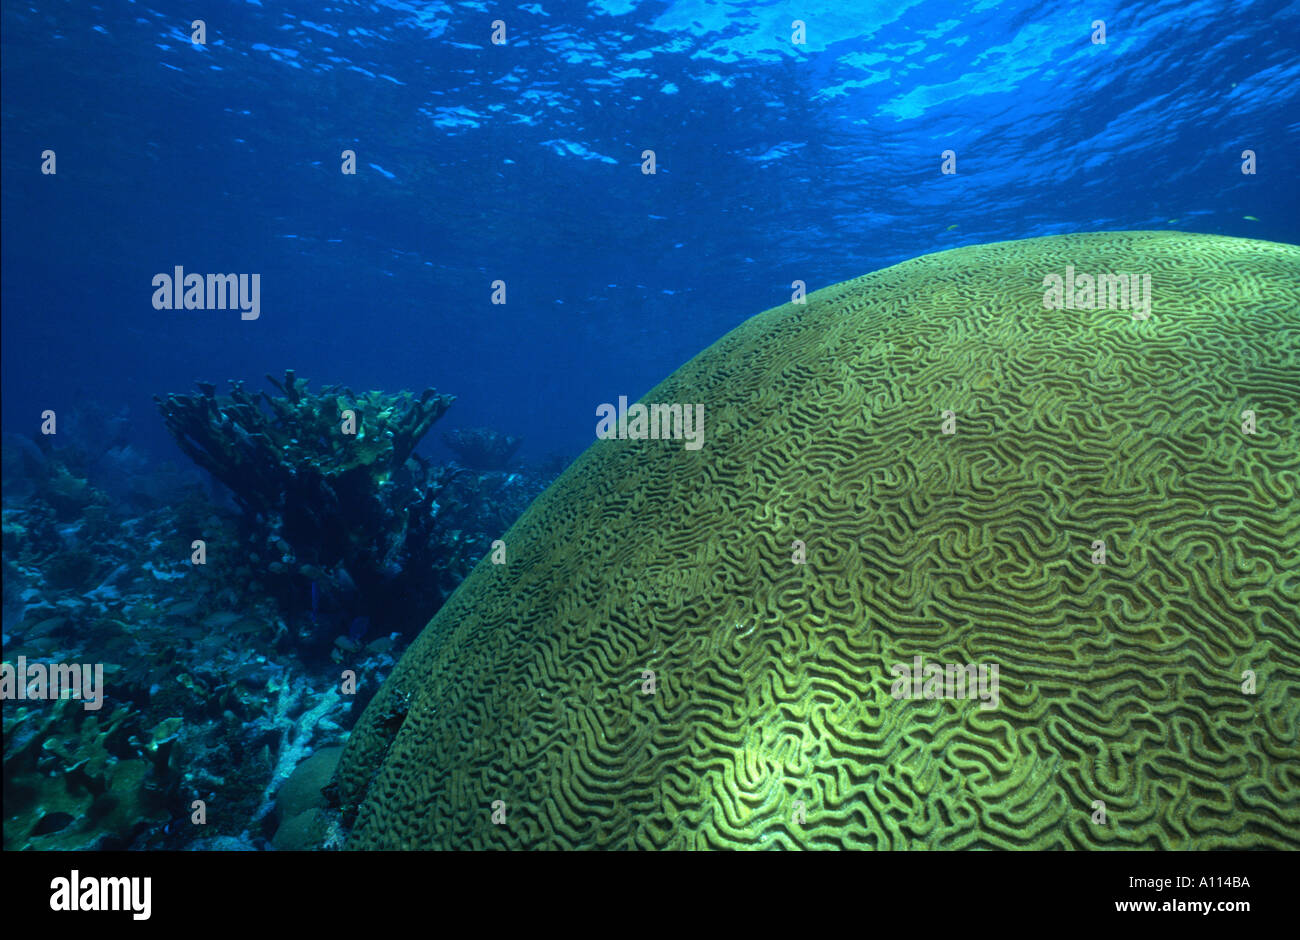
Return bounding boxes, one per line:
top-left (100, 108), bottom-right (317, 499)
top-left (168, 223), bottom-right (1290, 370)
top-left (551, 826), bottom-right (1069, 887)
top-left (157, 370), bottom-right (452, 515)
top-left (155, 372), bottom-right (457, 647)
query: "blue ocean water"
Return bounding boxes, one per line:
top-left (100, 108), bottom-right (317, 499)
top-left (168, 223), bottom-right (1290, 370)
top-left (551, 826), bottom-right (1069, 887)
top-left (3, 0), bottom-right (1297, 462)
top-left (1, 0), bottom-right (1298, 856)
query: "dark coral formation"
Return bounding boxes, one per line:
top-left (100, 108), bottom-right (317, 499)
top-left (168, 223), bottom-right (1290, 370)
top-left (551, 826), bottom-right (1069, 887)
top-left (158, 371), bottom-right (452, 505)
top-left (443, 427), bottom-right (522, 471)
top-left (156, 371), bottom-right (456, 645)
top-left (336, 232), bottom-right (1300, 849)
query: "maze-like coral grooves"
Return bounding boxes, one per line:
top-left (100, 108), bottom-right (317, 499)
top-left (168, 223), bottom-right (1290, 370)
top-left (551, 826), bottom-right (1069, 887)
top-left (337, 232), bottom-right (1300, 849)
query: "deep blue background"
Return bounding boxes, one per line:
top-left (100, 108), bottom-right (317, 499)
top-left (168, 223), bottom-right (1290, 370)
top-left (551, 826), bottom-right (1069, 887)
top-left (3, 0), bottom-right (1297, 464)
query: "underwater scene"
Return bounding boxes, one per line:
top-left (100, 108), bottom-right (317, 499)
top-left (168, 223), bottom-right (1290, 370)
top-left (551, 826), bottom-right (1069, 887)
top-left (2, 0), bottom-right (1298, 862)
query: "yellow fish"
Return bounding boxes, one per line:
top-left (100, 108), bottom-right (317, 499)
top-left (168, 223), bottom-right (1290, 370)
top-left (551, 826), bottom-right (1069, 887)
top-left (1244, 215), bottom-right (1259, 221)
top-left (946, 224), bottom-right (959, 231)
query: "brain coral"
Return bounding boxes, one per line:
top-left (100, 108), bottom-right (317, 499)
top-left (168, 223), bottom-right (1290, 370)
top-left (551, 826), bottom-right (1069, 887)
top-left (337, 231), bottom-right (1300, 849)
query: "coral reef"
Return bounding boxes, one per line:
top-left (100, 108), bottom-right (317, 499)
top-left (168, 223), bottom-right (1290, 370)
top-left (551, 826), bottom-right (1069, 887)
top-left (156, 371), bottom-right (456, 646)
top-left (157, 371), bottom-right (452, 507)
top-left (336, 232), bottom-right (1300, 849)
top-left (2, 697), bottom-right (172, 850)
top-left (443, 427), bottom-right (522, 471)
top-left (2, 396), bottom-right (559, 850)
top-left (2, 452), bottom-right (364, 850)
top-left (1, 432), bottom-right (48, 503)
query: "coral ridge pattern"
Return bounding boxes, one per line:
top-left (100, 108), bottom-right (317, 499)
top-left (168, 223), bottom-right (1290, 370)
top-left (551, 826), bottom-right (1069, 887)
top-left (336, 232), bottom-right (1300, 849)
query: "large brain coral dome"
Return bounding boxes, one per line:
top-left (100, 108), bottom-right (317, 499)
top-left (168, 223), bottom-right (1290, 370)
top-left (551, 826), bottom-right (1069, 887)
top-left (336, 231), bottom-right (1300, 849)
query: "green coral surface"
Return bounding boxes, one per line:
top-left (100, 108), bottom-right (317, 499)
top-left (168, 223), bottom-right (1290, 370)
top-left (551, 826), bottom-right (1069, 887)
top-left (337, 232), bottom-right (1300, 849)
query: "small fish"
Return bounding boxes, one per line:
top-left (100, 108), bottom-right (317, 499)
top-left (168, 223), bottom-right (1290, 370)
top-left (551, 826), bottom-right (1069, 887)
top-left (167, 600), bottom-right (200, 618)
top-left (1244, 215), bottom-right (1259, 221)
top-left (202, 612), bottom-right (242, 631)
top-left (26, 617), bottom-right (67, 638)
top-left (366, 635), bottom-right (395, 655)
top-left (946, 224), bottom-right (959, 231)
